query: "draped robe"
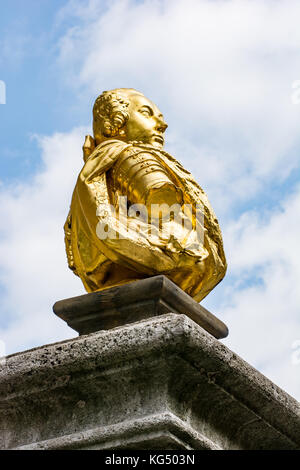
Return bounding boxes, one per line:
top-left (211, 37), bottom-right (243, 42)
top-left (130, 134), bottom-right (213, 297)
top-left (65, 139), bottom-right (227, 302)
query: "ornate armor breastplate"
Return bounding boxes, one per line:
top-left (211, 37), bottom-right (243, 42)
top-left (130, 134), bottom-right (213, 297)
top-left (110, 149), bottom-right (183, 216)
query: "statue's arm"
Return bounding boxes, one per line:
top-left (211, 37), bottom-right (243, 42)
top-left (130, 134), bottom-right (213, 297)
top-left (79, 140), bottom-right (130, 184)
top-left (63, 210), bottom-right (79, 276)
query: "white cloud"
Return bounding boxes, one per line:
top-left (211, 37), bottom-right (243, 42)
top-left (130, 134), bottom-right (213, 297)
top-left (206, 186), bottom-right (300, 398)
top-left (0, 129), bottom-right (86, 353)
top-left (55, 0), bottom-right (300, 211)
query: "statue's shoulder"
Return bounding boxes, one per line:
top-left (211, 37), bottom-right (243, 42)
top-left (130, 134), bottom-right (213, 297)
top-left (95, 139), bottom-right (131, 155)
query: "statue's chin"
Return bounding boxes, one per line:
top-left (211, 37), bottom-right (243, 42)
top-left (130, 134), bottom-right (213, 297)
top-left (148, 138), bottom-right (164, 149)
top-left (152, 142), bottom-right (164, 149)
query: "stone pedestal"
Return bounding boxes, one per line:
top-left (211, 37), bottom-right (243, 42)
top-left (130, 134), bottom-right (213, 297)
top-left (1, 313), bottom-right (299, 450)
top-left (53, 275), bottom-right (228, 339)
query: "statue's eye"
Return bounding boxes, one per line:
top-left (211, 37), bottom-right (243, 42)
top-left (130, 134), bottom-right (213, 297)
top-left (139, 107), bottom-right (152, 117)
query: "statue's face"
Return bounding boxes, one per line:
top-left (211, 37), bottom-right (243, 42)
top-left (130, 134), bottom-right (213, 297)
top-left (125, 93), bottom-right (168, 148)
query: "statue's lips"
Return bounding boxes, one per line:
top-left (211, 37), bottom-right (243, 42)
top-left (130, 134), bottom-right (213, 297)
top-left (152, 134), bottom-right (164, 145)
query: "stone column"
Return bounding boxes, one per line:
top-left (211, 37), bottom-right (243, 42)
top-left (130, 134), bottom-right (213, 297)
top-left (1, 310), bottom-right (299, 449)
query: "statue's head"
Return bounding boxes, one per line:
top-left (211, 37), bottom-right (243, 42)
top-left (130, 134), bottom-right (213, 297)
top-left (93, 88), bottom-right (168, 149)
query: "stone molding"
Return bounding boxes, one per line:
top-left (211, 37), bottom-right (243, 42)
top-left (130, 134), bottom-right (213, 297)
top-left (0, 314), bottom-right (299, 450)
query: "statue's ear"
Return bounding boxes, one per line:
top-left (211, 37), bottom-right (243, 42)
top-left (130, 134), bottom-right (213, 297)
top-left (83, 135), bottom-right (96, 162)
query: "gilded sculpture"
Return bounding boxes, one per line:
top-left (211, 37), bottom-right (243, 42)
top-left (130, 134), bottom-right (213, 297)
top-left (64, 88), bottom-right (227, 301)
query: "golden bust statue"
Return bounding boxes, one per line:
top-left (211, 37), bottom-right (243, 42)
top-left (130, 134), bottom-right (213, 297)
top-left (64, 88), bottom-right (227, 301)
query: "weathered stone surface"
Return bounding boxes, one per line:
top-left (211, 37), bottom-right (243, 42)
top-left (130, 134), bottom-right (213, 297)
top-left (53, 275), bottom-right (228, 339)
top-left (0, 313), bottom-right (299, 450)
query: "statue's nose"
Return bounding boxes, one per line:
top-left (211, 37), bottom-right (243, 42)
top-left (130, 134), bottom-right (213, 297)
top-left (156, 118), bottom-right (168, 133)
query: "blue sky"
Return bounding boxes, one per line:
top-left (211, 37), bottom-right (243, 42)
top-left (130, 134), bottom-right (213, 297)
top-left (1, 0), bottom-right (300, 400)
top-left (0, 0), bottom-right (100, 181)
